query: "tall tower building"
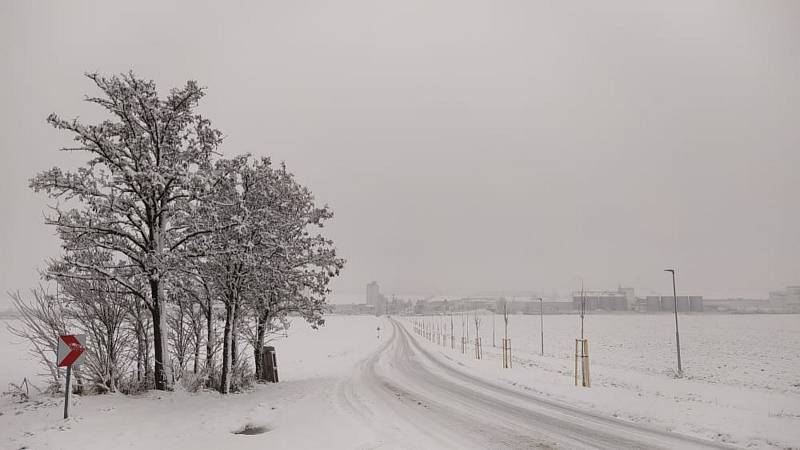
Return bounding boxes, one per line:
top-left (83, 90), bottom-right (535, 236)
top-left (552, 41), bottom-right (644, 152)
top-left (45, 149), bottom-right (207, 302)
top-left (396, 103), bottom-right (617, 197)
top-left (366, 281), bottom-right (380, 306)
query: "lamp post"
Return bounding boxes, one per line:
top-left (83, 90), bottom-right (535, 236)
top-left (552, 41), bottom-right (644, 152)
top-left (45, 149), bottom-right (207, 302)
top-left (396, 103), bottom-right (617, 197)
top-left (538, 297), bottom-right (544, 356)
top-left (664, 269), bottom-right (683, 375)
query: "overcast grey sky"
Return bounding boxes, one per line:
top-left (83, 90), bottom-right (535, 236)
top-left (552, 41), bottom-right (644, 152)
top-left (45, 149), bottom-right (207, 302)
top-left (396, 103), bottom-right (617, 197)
top-left (1, 0), bottom-right (798, 304)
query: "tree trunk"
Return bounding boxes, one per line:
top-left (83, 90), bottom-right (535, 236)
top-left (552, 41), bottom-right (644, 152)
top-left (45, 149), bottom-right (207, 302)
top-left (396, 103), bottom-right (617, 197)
top-left (144, 327), bottom-right (152, 384)
top-left (150, 278), bottom-right (173, 391)
top-left (108, 328), bottom-right (117, 393)
top-left (205, 298), bottom-right (214, 372)
top-left (193, 327), bottom-right (201, 374)
top-left (136, 324), bottom-right (145, 382)
top-left (231, 310), bottom-right (239, 371)
top-left (220, 301), bottom-right (235, 394)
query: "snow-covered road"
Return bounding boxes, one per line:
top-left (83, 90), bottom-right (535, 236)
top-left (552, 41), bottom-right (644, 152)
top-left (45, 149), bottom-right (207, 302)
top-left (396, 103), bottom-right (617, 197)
top-left (337, 318), bottom-right (732, 449)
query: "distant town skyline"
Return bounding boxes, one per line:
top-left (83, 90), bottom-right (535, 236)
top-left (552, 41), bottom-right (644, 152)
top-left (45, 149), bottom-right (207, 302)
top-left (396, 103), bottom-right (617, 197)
top-left (326, 282), bottom-right (796, 305)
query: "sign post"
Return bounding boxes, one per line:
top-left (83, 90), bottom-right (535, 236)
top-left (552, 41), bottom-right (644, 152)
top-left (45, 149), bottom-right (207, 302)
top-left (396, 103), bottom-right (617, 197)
top-left (64, 364), bottom-right (72, 419)
top-left (57, 334), bottom-right (86, 419)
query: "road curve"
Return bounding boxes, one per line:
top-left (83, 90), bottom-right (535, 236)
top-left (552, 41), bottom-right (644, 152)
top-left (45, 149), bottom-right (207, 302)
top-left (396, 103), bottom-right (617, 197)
top-left (335, 317), bottom-right (734, 450)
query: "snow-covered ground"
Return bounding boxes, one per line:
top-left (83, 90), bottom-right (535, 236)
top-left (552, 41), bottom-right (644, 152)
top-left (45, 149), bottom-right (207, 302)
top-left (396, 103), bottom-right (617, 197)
top-left (1, 314), bottom-right (799, 449)
top-left (0, 315), bottom-right (386, 450)
top-left (406, 313), bottom-right (800, 449)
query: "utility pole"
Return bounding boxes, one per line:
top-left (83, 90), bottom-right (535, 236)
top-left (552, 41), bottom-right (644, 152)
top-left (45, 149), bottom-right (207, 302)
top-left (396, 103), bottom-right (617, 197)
top-left (538, 297), bottom-right (544, 356)
top-left (665, 269), bottom-right (683, 375)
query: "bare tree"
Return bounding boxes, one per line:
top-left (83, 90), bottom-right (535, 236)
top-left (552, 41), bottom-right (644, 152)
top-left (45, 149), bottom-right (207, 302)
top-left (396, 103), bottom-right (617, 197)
top-left (167, 292), bottom-right (194, 381)
top-left (127, 292), bottom-right (152, 386)
top-left (7, 287), bottom-right (69, 387)
top-left (503, 300), bottom-right (509, 340)
top-left (57, 271), bottom-right (132, 393)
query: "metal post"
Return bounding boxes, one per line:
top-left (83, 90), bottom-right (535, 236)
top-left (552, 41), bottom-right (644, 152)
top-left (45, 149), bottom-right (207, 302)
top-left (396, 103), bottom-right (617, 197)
top-left (539, 297), bottom-right (544, 356)
top-left (580, 283), bottom-right (586, 383)
top-left (63, 365), bottom-right (71, 419)
top-left (665, 269), bottom-right (683, 374)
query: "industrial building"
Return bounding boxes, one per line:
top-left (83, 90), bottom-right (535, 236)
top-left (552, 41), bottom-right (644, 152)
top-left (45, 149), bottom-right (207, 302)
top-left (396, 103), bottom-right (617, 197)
top-left (571, 288), bottom-right (630, 311)
top-left (637, 296), bottom-right (704, 312)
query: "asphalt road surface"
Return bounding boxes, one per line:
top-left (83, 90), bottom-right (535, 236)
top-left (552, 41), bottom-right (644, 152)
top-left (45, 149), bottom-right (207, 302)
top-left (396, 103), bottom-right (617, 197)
top-left (335, 318), bottom-right (733, 450)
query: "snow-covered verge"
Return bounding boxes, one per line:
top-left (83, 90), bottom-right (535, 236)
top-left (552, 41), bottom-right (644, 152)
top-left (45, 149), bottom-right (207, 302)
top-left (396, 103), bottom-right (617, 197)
top-left (402, 314), bottom-right (800, 449)
top-left (0, 315), bottom-right (386, 450)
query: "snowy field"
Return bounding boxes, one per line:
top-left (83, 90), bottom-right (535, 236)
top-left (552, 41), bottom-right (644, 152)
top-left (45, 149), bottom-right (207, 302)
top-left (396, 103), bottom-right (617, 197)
top-left (446, 313), bottom-right (800, 393)
top-left (1, 314), bottom-right (799, 449)
top-left (406, 313), bottom-right (800, 449)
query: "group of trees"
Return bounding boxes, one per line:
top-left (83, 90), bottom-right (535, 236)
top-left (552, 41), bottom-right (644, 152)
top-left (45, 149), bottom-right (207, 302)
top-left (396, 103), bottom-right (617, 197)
top-left (10, 72), bottom-right (344, 394)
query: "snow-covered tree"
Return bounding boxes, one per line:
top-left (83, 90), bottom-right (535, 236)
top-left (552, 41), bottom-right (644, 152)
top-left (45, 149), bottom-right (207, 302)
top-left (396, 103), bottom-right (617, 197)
top-left (246, 160), bottom-right (344, 381)
top-left (189, 155), bottom-right (266, 393)
top-left (30, 72), bottom-right (223, 390)
top-left (189, 155), bottom-right (344, 391)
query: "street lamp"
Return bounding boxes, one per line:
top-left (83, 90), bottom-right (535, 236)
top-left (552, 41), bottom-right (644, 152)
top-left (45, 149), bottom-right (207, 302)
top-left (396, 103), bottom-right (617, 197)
top-left (664, 269), bottom-right (683, 375)
top-left (538, 297), bottom-right (544, 356)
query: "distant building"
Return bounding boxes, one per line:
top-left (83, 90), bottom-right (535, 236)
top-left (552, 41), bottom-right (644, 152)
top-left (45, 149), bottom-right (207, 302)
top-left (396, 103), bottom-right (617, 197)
top-left (689, 296), bottom-right (704, 312)
top-left (638, 295), bottom-right (703, 312)
top-left (331, 303), bottom-right (376, 315)
top-left (366, 281), bottom-right (388, 315)
top-left (572, 288), bottom-right (629, 311)
top-left (640, 296), bottom-right (662, 312)
top-left (768, 286), bottom-right (800, 312)
top-left (619, 286), bottom-right (637, 310)
top-left (366, 281), bottom-right (380, 305)
top-left (386, 296), bottom-right (413, 315)
top-left (703, 298), bottom-right (768, 312)
top-left (503, 298), bottom-right (571, 314)
top-left (413, 299), bottom-right (427, 315)
top-left (661, 296), bottom-right (691, 312)
top-left (407, 297), bottom-right (573, 315)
